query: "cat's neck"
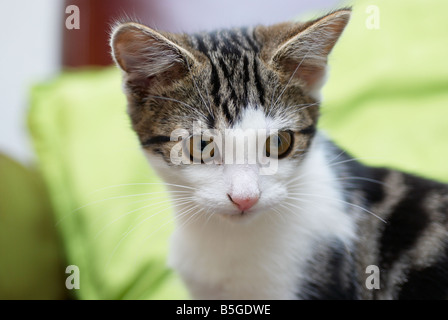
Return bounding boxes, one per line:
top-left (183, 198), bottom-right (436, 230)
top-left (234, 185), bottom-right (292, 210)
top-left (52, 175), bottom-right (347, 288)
top-left (167, 133), bottom-right (357, 299)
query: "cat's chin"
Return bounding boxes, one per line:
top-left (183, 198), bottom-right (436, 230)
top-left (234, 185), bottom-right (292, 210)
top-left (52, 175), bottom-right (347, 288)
top-left (218, 209), bottom-right (259, 224)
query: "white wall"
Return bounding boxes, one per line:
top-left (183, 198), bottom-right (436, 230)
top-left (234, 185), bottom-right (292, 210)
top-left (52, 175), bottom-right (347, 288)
top-left (0, 0), bottom-right (62, 164)
top-left (151, 0), bottom-right (342, 33)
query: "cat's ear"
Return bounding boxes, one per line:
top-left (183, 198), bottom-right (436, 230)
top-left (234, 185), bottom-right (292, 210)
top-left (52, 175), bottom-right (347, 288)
top-left (265, 9), bottom-right (351, 96)
top-left (110, 22), bottom-right (195, 87)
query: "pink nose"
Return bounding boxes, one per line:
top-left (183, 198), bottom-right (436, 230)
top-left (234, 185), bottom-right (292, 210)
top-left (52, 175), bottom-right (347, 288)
top-left (228, 195), bottom-right (259, 212)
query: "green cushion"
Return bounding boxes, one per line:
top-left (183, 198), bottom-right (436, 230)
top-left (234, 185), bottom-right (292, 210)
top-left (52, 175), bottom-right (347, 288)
top-left (27, 0), bottom-right (448, 299)
top-left (320, 0), bottom-right (448, 181)
top-left (29, 69), bottom-right (188, 299)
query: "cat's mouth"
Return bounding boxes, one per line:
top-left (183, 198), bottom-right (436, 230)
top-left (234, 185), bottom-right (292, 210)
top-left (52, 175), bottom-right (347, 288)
top-left (221, 208), bottom-right (257, 222)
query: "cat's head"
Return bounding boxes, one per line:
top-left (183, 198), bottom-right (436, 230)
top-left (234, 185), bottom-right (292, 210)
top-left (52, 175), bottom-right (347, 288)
top-left (110, 9), bottom-right (350, 222)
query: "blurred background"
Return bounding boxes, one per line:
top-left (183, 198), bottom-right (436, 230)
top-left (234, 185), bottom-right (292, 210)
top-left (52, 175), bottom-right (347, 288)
top-left (1, 0), bottom-right (447, 300)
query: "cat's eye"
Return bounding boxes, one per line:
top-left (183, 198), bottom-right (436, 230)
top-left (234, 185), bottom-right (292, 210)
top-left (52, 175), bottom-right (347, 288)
top-left (184, 135), bottom-right (217, 164)
top-left (265, 131), bottom-right (294, 159)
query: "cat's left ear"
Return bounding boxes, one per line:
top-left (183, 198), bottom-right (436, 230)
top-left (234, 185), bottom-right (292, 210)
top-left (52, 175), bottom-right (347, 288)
top-left (262, 9), bottom-right (351, 97)
top-left (110, 22), bottom-right (196, 88)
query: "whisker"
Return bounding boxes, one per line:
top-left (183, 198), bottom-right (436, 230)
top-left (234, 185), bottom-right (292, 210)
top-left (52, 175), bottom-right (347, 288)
top-left (324, 148), bottom-right (347, 168)
top-left (127, 202), bottom-right (201, 265)
top-left (173, 206), bottom-right (206, 236)
top-left (282, 101), bottom-right (322, 113)
top-left (104, 201), bottom-right (197, 268)
top-left (272, 46), bottom-right (313, 108)
top-left (333, 176), bottom-right (386, 186)
top-left (284, 156), bottom-right (387, 188)
top-left (279, 202), bottom-right (306, 218)
top-left (286, 192), bottom-right (387, 224)
top-left (145, 94), bottom-right (197, 113)
top-left (326, 157), bottom-right (386, 170)
top-left (270, 206), bottom-right (288, 224)
top-left (203, 80), bottom-right (213, 110)
top-left (57, 190), bottom-right (191, 227)
top-left (199, 209), bottom-right (215, 233)
top-left (267, 84), bottom-right (279, 118)
top-left (94, 197), bottom-right (195, 239)
top-left (55, 192), bottom-right (158, 226)
top-left (286, 175), bottom-right (385, 189)
top-left (91, 193), bottom-right (194, 225)
top-left (141, 203), bottom-right (200, 243)
top-left (89, 182), bottom-right (198, 195)
top-left (186, 59), bottom-right (212, 115)
top-left (135, 196), bottom-right (196, 220)
top-left (72, 190), bottom-right (188, 214)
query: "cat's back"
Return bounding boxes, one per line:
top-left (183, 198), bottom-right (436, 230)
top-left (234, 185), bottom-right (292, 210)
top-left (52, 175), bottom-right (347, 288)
top-left (337, 149), bottom-right (448, 299)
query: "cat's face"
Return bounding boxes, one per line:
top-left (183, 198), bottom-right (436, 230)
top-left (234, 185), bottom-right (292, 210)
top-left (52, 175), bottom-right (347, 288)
top-left (111, 9), bottom-right (350, 221)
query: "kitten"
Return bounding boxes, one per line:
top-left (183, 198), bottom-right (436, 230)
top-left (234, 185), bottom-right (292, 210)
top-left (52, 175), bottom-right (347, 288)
top-left (110, 8), bottom-right (448, 299)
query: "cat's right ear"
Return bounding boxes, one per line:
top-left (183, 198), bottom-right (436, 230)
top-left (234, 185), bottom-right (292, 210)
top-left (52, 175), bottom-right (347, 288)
top-left (259, 9), bottom-right (351, 98)
top-left (110, 23), bottom-right (195, 87)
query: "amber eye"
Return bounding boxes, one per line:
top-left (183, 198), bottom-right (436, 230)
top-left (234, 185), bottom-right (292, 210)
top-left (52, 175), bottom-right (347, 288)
top-left (265, 131), bottom-right (294, 159)
top-left (185, 135), bottom-right (216, 163)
